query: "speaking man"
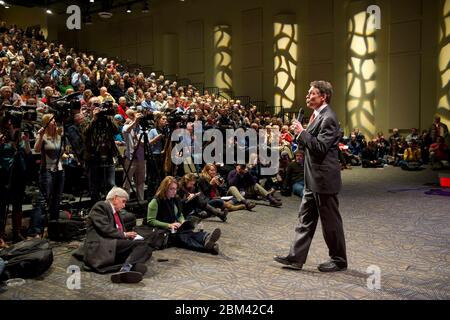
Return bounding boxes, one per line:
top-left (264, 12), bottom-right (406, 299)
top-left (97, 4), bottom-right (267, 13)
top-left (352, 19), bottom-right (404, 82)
top-left (274, 80), bottom-right (347, 272)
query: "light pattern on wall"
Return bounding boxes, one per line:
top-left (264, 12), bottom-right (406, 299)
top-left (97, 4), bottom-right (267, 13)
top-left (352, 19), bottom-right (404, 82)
top-left (346, 11), bottom-right (377, 135)
top-left (437, 0), bottom-right (450, 125)
top-left (274, 22), bottom-right (298, 108)
top-left (214, 25), bottom-right (233, 93)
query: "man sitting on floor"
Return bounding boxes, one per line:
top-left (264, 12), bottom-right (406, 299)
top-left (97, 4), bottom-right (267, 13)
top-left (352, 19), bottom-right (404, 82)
top-left (78, 187), bottom-right (152, 284)
top-left (227, 164), bottom-right (282, 207)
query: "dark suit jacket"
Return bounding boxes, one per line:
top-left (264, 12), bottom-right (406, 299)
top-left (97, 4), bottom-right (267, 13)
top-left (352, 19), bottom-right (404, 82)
top-left (84, 201), bottom-right (127, 273)
top-left (298, 106), bottom-right (342, 194)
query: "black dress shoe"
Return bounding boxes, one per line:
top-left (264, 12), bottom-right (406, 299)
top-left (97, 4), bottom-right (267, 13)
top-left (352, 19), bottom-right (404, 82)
top-left (204, 228), bottom-right (221, 250)
top-left (318, 261), bottom-right (347, 272)
top-left (273, 256), bottom-right (303, 270)
top-left (210, 243), bottom-right (220, 255)
top-left (110, 270), bottom-right (143, 283)
top-left (132, 263), bottom-right (148, 275)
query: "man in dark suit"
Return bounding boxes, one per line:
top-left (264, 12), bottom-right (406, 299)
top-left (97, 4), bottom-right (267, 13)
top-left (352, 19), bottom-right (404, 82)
top-left (274, 80), bottom-right (347, 272)
top-left (83, 187), bottom-right (152, 283)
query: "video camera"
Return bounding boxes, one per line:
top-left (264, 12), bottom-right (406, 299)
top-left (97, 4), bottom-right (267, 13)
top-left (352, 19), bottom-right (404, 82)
top-left (49, 92), bottom-right (82, 123)
top-left (164, 108), bottom-right (195, 130)
top-left (96, 99), bottom-right (115, 118)
top-left (1, 104), bottom-right (38, 129)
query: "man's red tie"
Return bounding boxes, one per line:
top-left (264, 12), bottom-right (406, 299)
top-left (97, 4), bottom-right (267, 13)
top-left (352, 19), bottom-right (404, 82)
top-left (113, 211), bottom-right (123, 232)
top-left (309, 113), bottom-right (316, 124)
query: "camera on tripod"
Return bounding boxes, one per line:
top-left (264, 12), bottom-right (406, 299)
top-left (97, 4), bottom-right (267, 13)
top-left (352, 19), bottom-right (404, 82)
top-left (138, 112), bottom-right (155, 131)
top-left (164, 108), bottom-right (195, 129)
top-left (48, 92), bottom-right (82, 123)
top-left (1, 104), bottom-right (38, 128)
top-left (97, 100), bottom-right (115, 118)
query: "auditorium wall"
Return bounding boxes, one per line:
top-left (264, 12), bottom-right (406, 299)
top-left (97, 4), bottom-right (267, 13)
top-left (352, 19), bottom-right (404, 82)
top-left (1, 0), bottom-right (447, 137)
top-left (0, 6), bottom-right (49, 38)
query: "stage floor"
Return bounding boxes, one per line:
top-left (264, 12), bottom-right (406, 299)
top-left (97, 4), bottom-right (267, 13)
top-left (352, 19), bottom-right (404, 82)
top-left (1, 166), bottom-right (449, 300)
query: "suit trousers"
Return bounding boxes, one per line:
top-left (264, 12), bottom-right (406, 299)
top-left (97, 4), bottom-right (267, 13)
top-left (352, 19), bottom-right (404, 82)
top-left (288, 188), bottom-right (347, 266)
top-left (114, 239), bottom-right (153, 266)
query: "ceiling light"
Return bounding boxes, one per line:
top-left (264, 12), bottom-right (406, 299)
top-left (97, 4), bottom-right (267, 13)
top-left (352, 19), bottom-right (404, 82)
top-left (46, 9), bottom-right (53, 14)
top-left (0, 1), bottom-right (5, 5)
top-left (126, 4), bottom-right (131, 13)
top-left (90, 0), bottom-right (94, 3)
top-left (4, 4), bottom-right (10, 8)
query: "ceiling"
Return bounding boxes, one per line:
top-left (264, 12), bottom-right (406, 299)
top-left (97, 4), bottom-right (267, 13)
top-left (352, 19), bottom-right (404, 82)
top-left (6, 0), bottom-right (160, 15)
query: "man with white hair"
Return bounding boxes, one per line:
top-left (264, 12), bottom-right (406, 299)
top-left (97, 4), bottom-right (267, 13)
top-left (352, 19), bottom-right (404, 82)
top-left (82, 187), bottom-right (152, 283)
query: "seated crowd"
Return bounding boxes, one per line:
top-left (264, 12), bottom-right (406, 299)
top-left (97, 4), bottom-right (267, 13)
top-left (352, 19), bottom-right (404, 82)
top-left (0, 21), bottom-right (449, 282)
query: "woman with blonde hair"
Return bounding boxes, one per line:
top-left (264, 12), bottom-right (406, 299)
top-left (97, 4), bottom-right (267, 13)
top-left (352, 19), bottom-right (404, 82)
top-left (147, 176), bottom-right (222, 254)
top-left (31, 113), bottom-right (66, 237)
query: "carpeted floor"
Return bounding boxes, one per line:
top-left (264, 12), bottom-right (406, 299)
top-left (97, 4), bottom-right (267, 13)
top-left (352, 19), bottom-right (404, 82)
top-left (1, 166), bottom-right (449, 300)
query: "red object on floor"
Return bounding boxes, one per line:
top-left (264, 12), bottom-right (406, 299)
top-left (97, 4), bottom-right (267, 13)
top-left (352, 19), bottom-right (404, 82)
top-left (439, 173), bottom-right (450, 188)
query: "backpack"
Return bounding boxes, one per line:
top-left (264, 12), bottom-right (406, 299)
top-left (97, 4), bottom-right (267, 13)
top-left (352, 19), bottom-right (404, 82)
top-left (134, 225), bottom-right (169, 250)
top-left (0, 239), bottom-right (53, 280)
top-left (47, 210), bottom-right (87, 241)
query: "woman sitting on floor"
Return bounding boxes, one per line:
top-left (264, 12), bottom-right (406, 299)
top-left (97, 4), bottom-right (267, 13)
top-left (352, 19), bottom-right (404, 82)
top-left (178, 173), bottom-right (228, 222)
top-left (147, 176), bottom-right (222, 255)
top-left (198, 163), bottom-right (255, 211)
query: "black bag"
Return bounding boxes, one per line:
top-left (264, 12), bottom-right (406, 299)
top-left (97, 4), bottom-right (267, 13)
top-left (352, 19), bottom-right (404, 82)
top-left (124, 199), bottom-right (148, 218)
top-left (135, 225), bottom-right (169, 250)
top-left (0, 239), bottom-right (53, 280)
top-left (119, 210), bottom-right (136, 231)
top-left (280, 185), bottom-right (292, 197)
top-left (48, 211), bottom-right (87, 241)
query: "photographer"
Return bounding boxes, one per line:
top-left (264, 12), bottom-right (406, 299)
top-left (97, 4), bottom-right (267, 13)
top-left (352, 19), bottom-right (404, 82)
top-left (31, 114), bottom-right (65, 237)
top-left (147, 113), bottom-right (168, 187)
top-left (179, 173), bottom-right (228, 221)
top-left (83, 101), bottom-right (119, 203)
top-left (122, 109), bottom-right (145, 201)
top-left (282, 150), bottom-right (305, 198)
top-left (0, 116), bottom-right (31, 245)
top-left (198, 163), bottom-right (253, 212)
top-left (228, 164), bottom-right (282, 207)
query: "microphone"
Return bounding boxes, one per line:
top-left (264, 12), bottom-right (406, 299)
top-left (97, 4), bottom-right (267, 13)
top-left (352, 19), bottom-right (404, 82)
top-left (295, 108), bottom-right (305, 141)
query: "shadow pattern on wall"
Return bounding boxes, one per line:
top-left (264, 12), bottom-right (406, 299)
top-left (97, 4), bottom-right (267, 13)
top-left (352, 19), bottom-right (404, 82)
top-left (214, 25), bottom-right (233, 93)
top-left (346, 11), bottom-right (377, 135)
top-left (274, 22), bottom-right (298, 108)
top-left (437, 0), bottom-right (450, 124)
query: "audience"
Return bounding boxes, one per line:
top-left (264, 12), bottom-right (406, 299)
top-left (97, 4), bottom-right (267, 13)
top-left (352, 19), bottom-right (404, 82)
top-left (0, 19), bottom-right (449, 257)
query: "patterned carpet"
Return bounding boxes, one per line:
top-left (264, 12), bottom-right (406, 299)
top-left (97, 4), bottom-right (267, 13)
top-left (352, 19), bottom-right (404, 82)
top-left (1, 166), bottom-right (449, 300)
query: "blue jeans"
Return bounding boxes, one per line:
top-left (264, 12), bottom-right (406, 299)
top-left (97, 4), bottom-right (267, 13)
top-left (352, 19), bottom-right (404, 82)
top-left (87, 160), bottom-right (115, 203)
top-left (29, 169), bottom-right (65, 235)
top-left (0, 257), bottom-right (5, 276)
top-left (208, 199), bottom-right (225, 208)
top-left (170, 230), bottom-right (209, 252)
top-left (292, 181), bottom-right (304, 198)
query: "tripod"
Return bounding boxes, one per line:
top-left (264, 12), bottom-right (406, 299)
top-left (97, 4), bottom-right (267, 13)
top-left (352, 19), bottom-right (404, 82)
top-left (121, 119), bottom-right (149, 203)
top-left (86, 114), bottom-right (119, 204)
